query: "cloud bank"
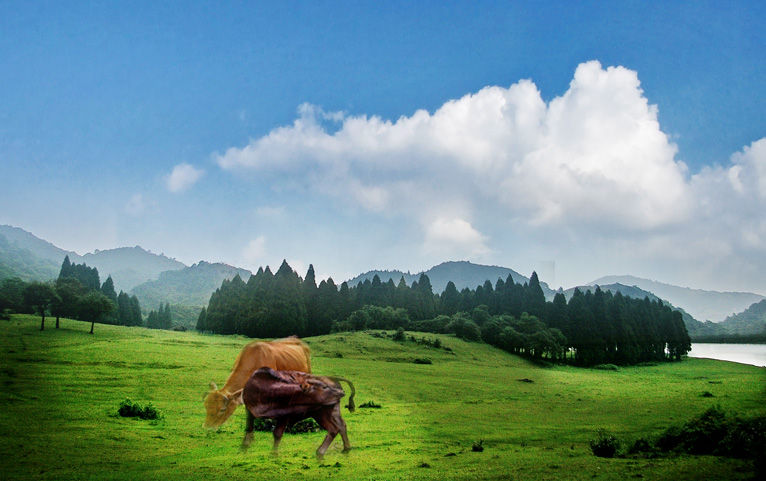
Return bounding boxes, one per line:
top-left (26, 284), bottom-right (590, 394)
top-left (215, 61), bottom-right (766, 292)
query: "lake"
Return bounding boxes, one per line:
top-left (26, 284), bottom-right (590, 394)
top-left (688, 343), bottom-right (766, 368)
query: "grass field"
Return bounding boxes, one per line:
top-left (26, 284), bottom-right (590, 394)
top-left (1, 314), bottom-right (764, 480)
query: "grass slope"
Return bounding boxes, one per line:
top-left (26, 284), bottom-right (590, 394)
top-left (1, 315), bottom-right (764, 480)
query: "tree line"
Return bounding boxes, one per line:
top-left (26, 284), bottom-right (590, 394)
top-left (0, 256), bottom-right (153, 333)
top-left (199, 260), bottom-right (691, 366)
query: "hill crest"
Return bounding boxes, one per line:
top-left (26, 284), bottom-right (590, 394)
top-left (591, 275), bottom-right (766, 323)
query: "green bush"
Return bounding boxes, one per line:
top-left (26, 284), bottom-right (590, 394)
top-left (118, 399), bottom-right (163, 420)
top-left (652, 406), bottom-right (766, 472)
top-left (657, 405), bottom-right (728, 455)
top-left (393, 327), bottom-right (406, 341)
top-left (593, 364), bottom-right (619, 371)
top-left (628, 437), bottom-right (657, 457)
top-left (590, 428), bottom-right (621, 458)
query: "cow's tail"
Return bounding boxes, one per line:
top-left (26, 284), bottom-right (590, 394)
top-left (329, 376), bottom-right (356, 412)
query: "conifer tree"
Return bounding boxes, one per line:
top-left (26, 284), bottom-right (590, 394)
top-left (196, 307), bottom-right (207, 332)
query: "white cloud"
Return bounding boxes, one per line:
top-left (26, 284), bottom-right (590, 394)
top-left (424, 217), bottom-right (490, 260)
top-left (215, 61), bottom-right (766, 293)
top-left (166, 163), bottom-right (204, 193)
top-left (216, 61), bottom-right (688, 231)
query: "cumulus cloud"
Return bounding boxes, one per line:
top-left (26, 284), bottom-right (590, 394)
top-left (216, 61), bottom-right (688, 230)
top-left (424, 217), bottom-right (490, 259)
top-left (166, 163), bottom-right (204, 193)
top-left (215, 61), bottom-right (766, 292)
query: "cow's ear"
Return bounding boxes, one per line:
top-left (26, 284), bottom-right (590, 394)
top-left (209, 381), bottom-right (218, 391)
top-left (229, 388), bottom-right (245, 405)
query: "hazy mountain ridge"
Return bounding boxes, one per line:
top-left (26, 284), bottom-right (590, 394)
top-left (130, 261), bottom-right (251, 311)
top-left (718, 299), bottom-right (766, 335)
top-left (347, 261), bottom-right (546, 295)
top-left (0, 232), bottom-right (61, 281)
top-left (0, 225), bottom-right (82, 266)
top-left (0, 225), bottom-right (187, 292)
top-left (591, 275), bottom-right (766, 323)
top-left (83, 246), bottom-right (186, 292)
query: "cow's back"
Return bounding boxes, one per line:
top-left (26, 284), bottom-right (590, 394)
top-left (225, 337), bottom-right (311, 394)
top-left (243, 368), bottom-right (344, 418)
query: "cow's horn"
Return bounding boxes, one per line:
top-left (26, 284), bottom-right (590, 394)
top-left (209, 381), bottom-right (218, 391)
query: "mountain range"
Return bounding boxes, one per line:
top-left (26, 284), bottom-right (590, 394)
top-left (2, 224), bottom-right (765, 335)
top-left (589, 275), bottom-right (765, 323)
top-left (346, 261), bottom-right (554, 297)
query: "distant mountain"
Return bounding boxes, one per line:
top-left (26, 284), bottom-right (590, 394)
top-left (561, 283), bottom-right (661, 303)
top-left (718, 299), bottom-right (766, 335)
top-left (0, 225), bottom-right (187, 292)
top-left (130, 261), bottom-right (252, 311)
top-left (347, 261), bottom-right (552, 296)
top-left (83, 247), bottom-right (186, 292)
top-left (591, 275), bottom-right (765, 323)
top-left (0, 232), bottom-right (61, 281)
top-left (0, 224), bottom-right (82, 266)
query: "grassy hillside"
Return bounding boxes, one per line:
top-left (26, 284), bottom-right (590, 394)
top-left (1, 315), bottom-right (764, 480)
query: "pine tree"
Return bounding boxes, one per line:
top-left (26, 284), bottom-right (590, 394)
top-left (196, 307), bottom-right (207, 332)
top-left (439, 281), bottom-right (460, 316)
top-left (101, 276), bottom-right (117, 302)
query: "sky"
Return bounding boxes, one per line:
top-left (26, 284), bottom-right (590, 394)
top-left (1, 1), bottom-right (765, 295)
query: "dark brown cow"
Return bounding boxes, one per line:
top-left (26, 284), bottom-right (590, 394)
top-left (240, 367), bottom-right (355, 458)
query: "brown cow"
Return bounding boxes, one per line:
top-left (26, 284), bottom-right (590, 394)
top-left (203, 337), bottom-right (311, 430)
top-left (240, 367), bottom-right (356, 458)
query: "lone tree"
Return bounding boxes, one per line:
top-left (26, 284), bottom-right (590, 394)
top-left (78, 291), bottom-right (115, 334)
top-left (23, 281), bottom-right (59, 331)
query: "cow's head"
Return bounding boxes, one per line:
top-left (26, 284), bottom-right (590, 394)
top-left (203, 381), bottom-right (238, 430)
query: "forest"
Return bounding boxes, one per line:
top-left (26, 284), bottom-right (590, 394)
top-left (0, 256), bottom-right (150, 332)
top-left (199, 260), bottom-right (691, 366)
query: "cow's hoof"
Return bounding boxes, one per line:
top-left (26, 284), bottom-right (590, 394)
top-left (342, 447), bottom-right (353, 454)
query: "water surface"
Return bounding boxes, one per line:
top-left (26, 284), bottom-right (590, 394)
top-left (688, 343), bottom-right (766, 368)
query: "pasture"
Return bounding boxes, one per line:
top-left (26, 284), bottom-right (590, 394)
top-left (1, 314), bottom-right (764, 480)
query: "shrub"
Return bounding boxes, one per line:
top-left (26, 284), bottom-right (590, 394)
top-left (590, 429), bottom-right (621, 458)
top-left (393, 327), bottom-right (406, 342)
top-left (593, 364), bottom-right (619, 371)
top-left (472, 439), bottom-right (484, 452)
top-left (118, 399), bottom-right (163, 420)
top-left (628, 437), bottom-right (657, 456)
top-left (359, 400), bottom-right (382, 409)
top-left (413, 358), bottom-right (432, 365)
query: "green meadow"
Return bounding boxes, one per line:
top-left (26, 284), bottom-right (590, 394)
top-left (1, 315), bottom-right (764, 480)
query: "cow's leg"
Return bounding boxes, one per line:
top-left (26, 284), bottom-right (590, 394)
top-left (316, 431), bottom-right (339, 459)
top-left (271, 417), bottom-right (289, 456)
top-left (332, 404), bottom-right (352, 453)
top-left (241, 410), bottom-right (255, 453)
top-left (315, 405), bottom-right (349, 458)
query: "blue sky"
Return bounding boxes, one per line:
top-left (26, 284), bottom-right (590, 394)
top-left (2, 1), bottom-right (765, 295)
